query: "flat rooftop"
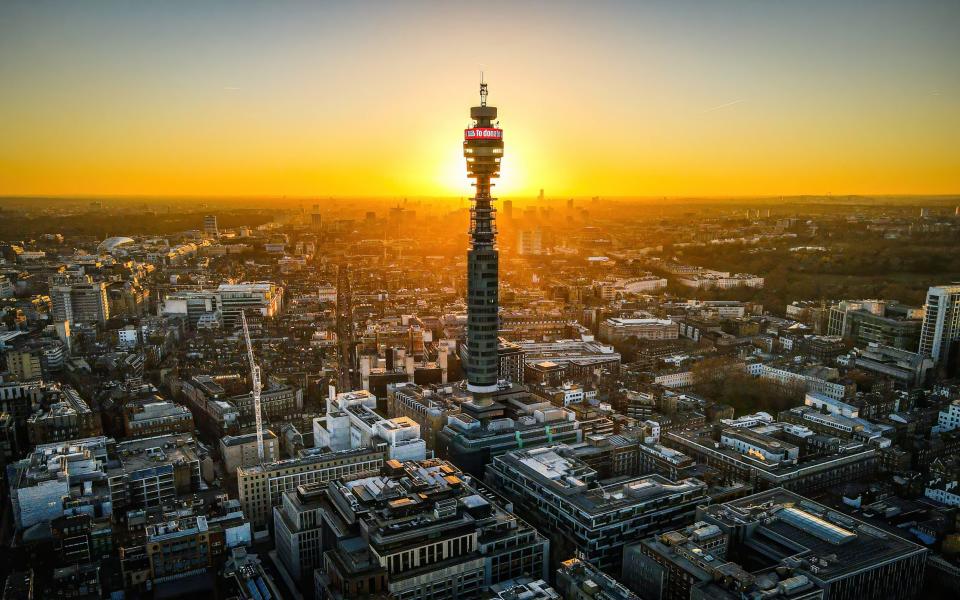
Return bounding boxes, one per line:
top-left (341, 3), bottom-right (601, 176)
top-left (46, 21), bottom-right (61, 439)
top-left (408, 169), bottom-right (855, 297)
top-left (114, 434), bottom-right (199, 474)
top-left (703, 488), bottom-right (926, 582)
top-left (666, 427), bottom-right (874, 477)
top-left (500, 446), bottom-right (706, 516)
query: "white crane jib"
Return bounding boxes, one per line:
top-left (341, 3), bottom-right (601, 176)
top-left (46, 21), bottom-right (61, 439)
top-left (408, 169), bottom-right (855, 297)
top-left (240, 310), bottom-right (264, 462)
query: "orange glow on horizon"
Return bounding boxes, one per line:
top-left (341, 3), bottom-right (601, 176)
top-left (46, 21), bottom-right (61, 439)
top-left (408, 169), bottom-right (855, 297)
top-left (0, 2), bottom-right (957, 198)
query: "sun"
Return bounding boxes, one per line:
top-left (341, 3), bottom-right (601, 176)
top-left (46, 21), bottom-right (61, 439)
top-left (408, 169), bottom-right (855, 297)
top-left (437, 139), bottom-right (526, 198)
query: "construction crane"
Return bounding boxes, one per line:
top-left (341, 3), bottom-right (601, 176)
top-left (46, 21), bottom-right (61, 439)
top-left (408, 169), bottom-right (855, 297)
top-left (240, 310), bottom-right (265, 462)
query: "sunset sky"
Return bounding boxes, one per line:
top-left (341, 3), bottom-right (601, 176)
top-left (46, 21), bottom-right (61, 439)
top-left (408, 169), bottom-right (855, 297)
top-left (1, 0), bottom-right (958, 199)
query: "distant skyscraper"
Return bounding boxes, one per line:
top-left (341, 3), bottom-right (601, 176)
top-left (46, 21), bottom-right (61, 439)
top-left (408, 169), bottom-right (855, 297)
top-left (517, 229), bottom-right (543, 256)
top-left (502, 199), bottom-right (513, 219)
top-left (203, 214), bottom-right (219, 238)
top-left (463, 81), bottom-right (504, 394)
top-left (919, 284), bottom-right (960, 367)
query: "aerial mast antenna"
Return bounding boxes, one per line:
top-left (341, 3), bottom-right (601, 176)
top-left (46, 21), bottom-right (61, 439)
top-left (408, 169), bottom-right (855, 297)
top-left (240, 310), bottom-right (264, 462)
top-left (480, 71), bottom-right (487, 107)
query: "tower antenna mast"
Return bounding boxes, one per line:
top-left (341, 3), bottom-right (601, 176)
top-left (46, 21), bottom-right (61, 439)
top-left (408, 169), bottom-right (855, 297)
top-left (240, 310), bottom-right (264, 462)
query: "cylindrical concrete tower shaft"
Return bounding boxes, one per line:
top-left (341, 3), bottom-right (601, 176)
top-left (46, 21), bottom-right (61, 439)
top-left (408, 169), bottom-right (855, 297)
top-left (463, 82), bottom-right (504, 394)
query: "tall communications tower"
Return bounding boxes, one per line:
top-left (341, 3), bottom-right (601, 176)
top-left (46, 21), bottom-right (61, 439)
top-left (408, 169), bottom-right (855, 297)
top-left (336, 263), bottom-right (355, 391)
top-left (240, 310), bottom-right (264, 462)
top-left (463, 80), bottom-right (504, 394)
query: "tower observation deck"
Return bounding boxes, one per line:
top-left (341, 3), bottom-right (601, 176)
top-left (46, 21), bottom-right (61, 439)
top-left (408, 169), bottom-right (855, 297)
top-left (464, 81), bottom-right (504, 394)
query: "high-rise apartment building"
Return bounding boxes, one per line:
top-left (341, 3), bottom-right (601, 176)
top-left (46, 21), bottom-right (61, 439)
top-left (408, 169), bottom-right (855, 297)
top-left (919, 285), bottom-right (960, 367)
top-left (203, 214), bottom-right (219, 238)
top-left (51, 282), bottom-right (110, 326)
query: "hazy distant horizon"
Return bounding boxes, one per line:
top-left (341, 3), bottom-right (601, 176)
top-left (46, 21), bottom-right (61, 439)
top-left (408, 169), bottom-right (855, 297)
top-left (2, 0), bottom-right (958, 198)
top-left (3, 194), bottom-right (959, 205)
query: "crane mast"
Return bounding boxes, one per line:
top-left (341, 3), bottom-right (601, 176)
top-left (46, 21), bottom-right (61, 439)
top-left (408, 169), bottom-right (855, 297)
top-left (240, 310), bottom-right (264, 462)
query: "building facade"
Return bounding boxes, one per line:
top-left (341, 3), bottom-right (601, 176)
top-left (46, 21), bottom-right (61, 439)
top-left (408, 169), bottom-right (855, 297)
top-left (485, 445), bottom-right (708, 574)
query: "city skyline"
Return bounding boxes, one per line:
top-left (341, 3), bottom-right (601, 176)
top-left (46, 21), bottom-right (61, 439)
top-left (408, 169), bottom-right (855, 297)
top-left (4, 3), bottom-right (960, 599)
top-left (2, 0), bottom-right (959, 198)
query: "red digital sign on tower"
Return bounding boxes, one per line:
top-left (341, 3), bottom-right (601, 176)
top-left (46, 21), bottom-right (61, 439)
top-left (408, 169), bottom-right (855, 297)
top-left (464, 128), bottom-right (503, 140)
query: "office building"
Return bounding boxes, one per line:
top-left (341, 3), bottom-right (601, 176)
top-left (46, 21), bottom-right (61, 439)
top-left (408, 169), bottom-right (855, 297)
top-left (122, 398), bottom-right (194, 438)
top-left (313, 459), bottom-right (549, 600)
top-left (664, 425), bottom-right (877, 495)
top-left (237, 445), bottom-right (384, 527)
top-left (50, 512), bottom-right (113, 565)
top-left (847, 343), bottom-right (933, 389)
top-left (555, 558), bottom-right (639, 600)
top-left (489, 578), bottom-right (559, 600)
top-left (313, 389), bottom-right (426, 461)
top-left (485, 445), bottom-right (708, 574)
top-left (623, 520), bottom-right (820, 599)
top-left (827, 300), bottom-right (923, 351)
top-left (599, 318), bottom-right (679, 344)
top-left (159, 290), bottom-right (219, 328)
top-left (691, 488), bottom-right (927, 600)
top-left (26, 386), bottom-right (102, 444)
top-left (517, 338), bottom-right (621, 383)
top-left (5, 347), bottom-right (43, 381)
top-left (274, 483), bottom-right (327, 586)
top-left (437, 396), bottom-right (584, 477)
top-left (2, 570), bottom-right (34, 600)
top-left (181, 375), bottom-right (240, 435)
top-left (0, 381), bottom-right (47, 422)
top-left (221, 546), bottom-right (286, 600)
top-left (10, 434), bottom-right (202, 530)
top-left (220, 429), bottom-right (280, 473)
top-left (230, 381), bottom-right (302, 427)
top-left (124, 509), bottom-right (250, 586)
top-left (386, 382), bottom-right (464, 451)
top-left (937, 399), bottom-right (960, 433)
top-left (112, 434), bottom-right (203, 512)
top-left (0, 275), bottom-right (13, 298)
top-left (498, 338), bottom-right (525, 384)
top-left (216, 282), bottom-right (283, 329)
top-left (802, 335), bottom-right (846, 364)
